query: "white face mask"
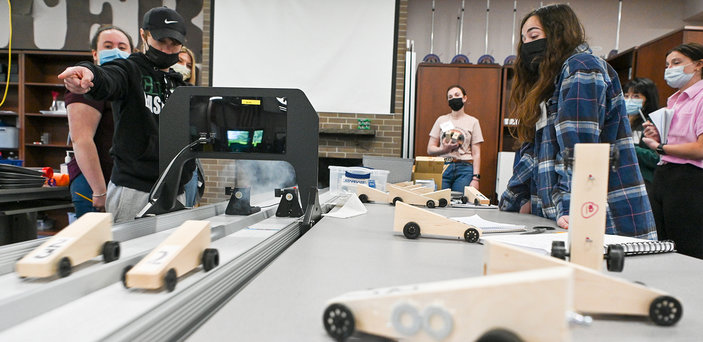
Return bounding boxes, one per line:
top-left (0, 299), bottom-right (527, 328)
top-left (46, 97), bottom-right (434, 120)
top-left (625, 98), bottom-right (643, 116)
top-left (664, 63), bottom-right (694, 89)
top-left (171, 63), bottom-right (191, 81)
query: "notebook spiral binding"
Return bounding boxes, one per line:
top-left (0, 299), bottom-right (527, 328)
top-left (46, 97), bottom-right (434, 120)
top-left (609, 240), bottom-right (676, 256)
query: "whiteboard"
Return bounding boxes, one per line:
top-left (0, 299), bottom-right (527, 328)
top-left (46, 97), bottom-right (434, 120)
top-left (212, 0), bottom-right (397, 114)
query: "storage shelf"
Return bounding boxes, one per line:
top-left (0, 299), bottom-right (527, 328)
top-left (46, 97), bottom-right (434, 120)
top-left (319, 128), bottom-right (376, 136)
top-left (24, 82), bottom-right (65, 87)
top-left (25, 143), bottom-right (72, 148)
top-left (25, 113), bottom-right (68, 118)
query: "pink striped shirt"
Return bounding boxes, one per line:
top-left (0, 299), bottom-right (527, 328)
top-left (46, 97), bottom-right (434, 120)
top-left (664, 79), bottom-right (703, 169)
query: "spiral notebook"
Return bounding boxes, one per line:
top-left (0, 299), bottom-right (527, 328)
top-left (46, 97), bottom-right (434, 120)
top-left (610, 239), bottom-right (676, 256)
top-left (483, 233), bottom-right (676, 256)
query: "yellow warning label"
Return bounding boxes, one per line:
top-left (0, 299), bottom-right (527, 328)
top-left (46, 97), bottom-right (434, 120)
top-left (242, 99), bottom-right (261, 105)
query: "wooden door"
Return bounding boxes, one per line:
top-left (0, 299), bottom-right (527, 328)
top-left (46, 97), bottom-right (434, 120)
top-left (414, 64), bottom-right (502, 201)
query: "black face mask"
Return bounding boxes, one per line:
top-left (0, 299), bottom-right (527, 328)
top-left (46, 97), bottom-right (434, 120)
top-left (520, 38), bottom-right (547, 73)
top-left (448, 97), bottom-right (464, 111)
top-left (144, 44), bottom-right (180, 69)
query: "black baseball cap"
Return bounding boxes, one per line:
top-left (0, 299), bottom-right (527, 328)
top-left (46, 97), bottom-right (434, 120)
top-left (142, 7), bottom-right (186, 44)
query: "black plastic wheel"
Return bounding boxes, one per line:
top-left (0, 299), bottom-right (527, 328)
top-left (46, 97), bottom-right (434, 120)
top-left (164, 268), bottom-right (177, 292)
top-left (102, 241), bottom-right (120, 263)
top-left (464, 227), bottom-right (480, 243)
top-left (606, 244), bottom-right (625, 272)
top-left (438, 198), bottom-right (448, 207)
top-left (461, 196), bottom-right (468, 204)
top-left (551, 242), bottom-right (567, 260)
top-left (323, 303), bottom-right (355, 341)
top-left (392, 197), bottom-right (402, 206)
top-left (121, 265), bottom-right (133, 288)
top-left (202, 248), bottom-right (220, 272)
top-left (57, 257), bottom-right (71, 278)
top-left (358, 194), bottom-right (369, 203)
top-left (649, 295), bottom-right (683, 326)
top-left (426, 200), bottom-right (436, 208)
top-left (477, 328), bottom-right (523, 342)
top-left (403, 222), bottom-right (421, 239)
top-left (474, 198), bottom-right (480, 206)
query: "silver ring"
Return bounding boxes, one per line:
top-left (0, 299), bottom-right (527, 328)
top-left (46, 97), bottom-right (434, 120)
top-left (390, 302), bottom-right (422, 336)
top-left (422, 305), bottom-right (454, 340)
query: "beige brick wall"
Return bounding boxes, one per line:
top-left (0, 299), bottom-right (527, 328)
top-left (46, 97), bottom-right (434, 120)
top-left (199, 0), bottom-right (408, 204)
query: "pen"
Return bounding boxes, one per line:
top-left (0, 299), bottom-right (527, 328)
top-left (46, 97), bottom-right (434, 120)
top-left (638, 109), bottom-right (647, 124)
top-left (75, 192), bottom-right (93, 203)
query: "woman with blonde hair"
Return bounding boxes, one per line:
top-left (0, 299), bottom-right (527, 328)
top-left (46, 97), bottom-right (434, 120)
top-left (172, 46), bottom-right (197, 85)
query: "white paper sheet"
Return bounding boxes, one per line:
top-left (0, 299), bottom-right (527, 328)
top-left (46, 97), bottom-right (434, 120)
top-left (322, 194), bottom-right (368, 219)
top-left (648, 107), bottom-right (674, 144)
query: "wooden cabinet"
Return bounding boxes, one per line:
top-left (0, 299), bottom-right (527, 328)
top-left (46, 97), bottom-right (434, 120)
top-left (608, 26), bottom-right (703, 105)
top-left (0, 50), bottom-right (91, 168)
top-left (414, 63), bottom-right (503, 202)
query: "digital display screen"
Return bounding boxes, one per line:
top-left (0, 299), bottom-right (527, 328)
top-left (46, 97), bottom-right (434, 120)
top-left (252, 130), bottom-right (263, 146)
top-left (189, 96), bottom-right (287, 154)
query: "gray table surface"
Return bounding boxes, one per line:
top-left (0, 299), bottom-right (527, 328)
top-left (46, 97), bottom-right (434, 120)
top-left (188, 203), bottom-right (703, 341)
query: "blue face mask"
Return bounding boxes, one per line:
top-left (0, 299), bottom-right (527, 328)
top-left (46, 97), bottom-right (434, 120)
top-left (98, 48), bottom-right (130, 65)
top-left (625, 98), bottom-right (643, 116)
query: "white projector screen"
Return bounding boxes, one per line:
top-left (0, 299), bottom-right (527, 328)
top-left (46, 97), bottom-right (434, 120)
top-left (212, 0), bottom-right (397, 114)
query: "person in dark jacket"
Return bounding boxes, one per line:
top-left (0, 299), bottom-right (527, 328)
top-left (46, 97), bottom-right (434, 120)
top-left (59, 7), bottom-right (194, 223)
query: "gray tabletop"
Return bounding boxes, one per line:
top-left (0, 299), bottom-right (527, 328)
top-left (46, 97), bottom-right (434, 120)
top-left (188, 203), bottom-right (703, 341)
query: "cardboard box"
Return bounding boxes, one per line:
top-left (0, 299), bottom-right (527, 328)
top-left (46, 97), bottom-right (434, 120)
top-left (414, 156), bottom-right (445, 173)
top-left (412, 157), bottom-right (447, 190)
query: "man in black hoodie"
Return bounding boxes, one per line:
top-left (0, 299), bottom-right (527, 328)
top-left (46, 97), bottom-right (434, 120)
top-left (59, 7), bottom-right (194, 223)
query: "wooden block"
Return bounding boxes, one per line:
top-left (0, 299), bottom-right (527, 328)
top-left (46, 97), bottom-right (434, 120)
top-left (568, 144), bottom-right (610, 271)
top-left (393, 201), bottom-right (481, 242)
top-left (392, 181), bottom-right (414, 187)
top-left (463, 186), bottom-right (490, 205)
top-left (484, 241), bottom-right (682, 324)
top-left (388, 184), bottom-right (438, 207)
top-left (16, 213), bottom-right (114, 278)
top-left (355, 184), bottom-right (389, 203)
top-left (324, 267), bottom-right (573, 341)
top-left (125, 220), bottom-right (212, 290)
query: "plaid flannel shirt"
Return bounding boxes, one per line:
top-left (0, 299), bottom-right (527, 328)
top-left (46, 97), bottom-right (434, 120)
top-left (500, 45), bottom-right (657, 240)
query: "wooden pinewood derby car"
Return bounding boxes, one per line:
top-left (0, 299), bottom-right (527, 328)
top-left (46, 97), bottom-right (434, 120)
top-left (355, 184), bottom-right (389, 204)
top-left (484, 241), bottom-right (683, 326)
top-left (387, 184), bottom-right (443, 208)
top-left (393, 201), bottom-right (481, 243)
top-left (552, 143), bottom-right (625, 272)
top-left (323, 267), bottom-right (574, 341)
top-left (462, 186), bottom-right (490, 205)
top-left (16, 212), bottom-right (119, 278)
top-left (421, 188), bottom-right (451, 207)
top-left (357, 184), bottom-right (451, 208)
top-left (122, 220), bottom-right (219, 292)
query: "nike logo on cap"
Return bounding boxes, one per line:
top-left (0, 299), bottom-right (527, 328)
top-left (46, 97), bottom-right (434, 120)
top-left (164, 19), bottom-right (179, 24)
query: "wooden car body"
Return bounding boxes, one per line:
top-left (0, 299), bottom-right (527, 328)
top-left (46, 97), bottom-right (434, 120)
top-left (16, 213), bottom-right (115, 278)
top-left (324, 267), bottom-right (574, 341)
top-left (463, 186), bottom-right (490, 205)
top-left (387, 184), bottom-right (438, 208)
top-left (355, 184), bottom-right (390, 203)
top-left (392, 201), bottom-right (481, 242)
top-left (484, 241), bottom-right (682, 326)
top-left (124, 220), bottom-right (212, 290)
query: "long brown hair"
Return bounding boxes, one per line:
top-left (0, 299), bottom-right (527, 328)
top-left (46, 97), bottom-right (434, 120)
top-left (509, 4), bottom-right (586, 143)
